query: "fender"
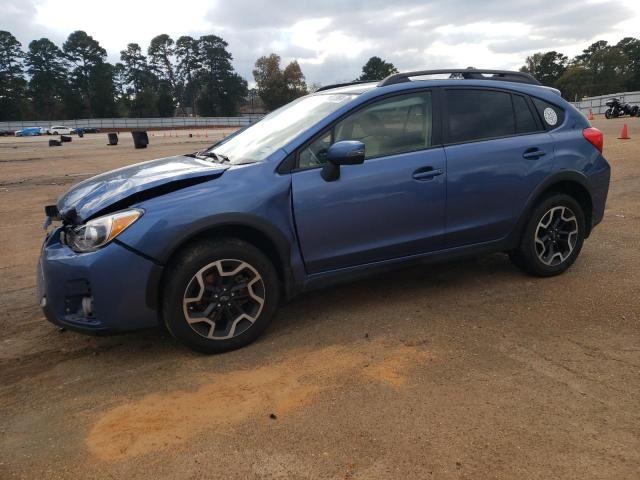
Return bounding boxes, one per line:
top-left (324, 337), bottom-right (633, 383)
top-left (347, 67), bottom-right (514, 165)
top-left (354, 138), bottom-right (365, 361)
top-left (508, 170), bottom-right (594, 246)
top-left (143, 213), bottom-right (298, 311)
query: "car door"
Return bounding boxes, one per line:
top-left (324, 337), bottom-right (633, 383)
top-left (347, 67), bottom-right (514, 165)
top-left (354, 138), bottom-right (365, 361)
top-left (291, 90), bottom-right (447, 274)
top-left (442, 88), bottom-right (555, 247)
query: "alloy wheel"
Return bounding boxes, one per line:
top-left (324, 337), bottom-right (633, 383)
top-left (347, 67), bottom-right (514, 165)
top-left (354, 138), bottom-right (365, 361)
top-left (534, 206), bottom-right (579, 266)
top-left (182, 259), bottom-right (265, 340)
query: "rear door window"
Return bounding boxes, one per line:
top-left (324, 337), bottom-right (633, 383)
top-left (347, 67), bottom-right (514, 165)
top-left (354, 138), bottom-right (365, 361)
top-left (445, 89), bottom-right (515, 143)
top-left (513, 95), bottom-right (540, 134)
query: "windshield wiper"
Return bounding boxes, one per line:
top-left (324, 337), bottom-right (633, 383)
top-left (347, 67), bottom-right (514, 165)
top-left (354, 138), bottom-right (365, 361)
top-left (196, 150), bottom-right (230, 164)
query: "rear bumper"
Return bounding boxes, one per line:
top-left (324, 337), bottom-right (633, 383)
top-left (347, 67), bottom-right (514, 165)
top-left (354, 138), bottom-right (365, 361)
top-left (37, 228), bottom-right (160, 334)
top-left (589, 157), bottom-right (611, 231)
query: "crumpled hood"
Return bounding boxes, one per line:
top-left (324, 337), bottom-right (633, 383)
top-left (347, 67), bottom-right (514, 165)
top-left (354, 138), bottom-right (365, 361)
top-left (57, 155), bottom-right (228, 222)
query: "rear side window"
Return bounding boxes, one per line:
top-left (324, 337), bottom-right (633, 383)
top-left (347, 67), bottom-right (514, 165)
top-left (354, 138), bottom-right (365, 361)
top-left (445, 90), bottom-right (514, 143)
top-left (531, 97), bottom-right (565, 129)
top-left (513, 95), bottom-right (539, 134)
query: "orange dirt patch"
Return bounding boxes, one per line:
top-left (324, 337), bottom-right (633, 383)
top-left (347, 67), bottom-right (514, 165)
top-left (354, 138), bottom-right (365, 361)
top-left (85, 341), bottom-right (432, 461)
top-left (363, 345), bottom-right (432, 387)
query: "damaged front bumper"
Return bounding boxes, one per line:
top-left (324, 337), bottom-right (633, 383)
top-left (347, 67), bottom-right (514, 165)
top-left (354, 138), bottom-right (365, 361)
top-left (37, 227), bottom-right (161, 334)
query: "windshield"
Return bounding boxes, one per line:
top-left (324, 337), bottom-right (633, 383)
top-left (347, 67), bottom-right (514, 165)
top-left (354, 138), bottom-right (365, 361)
top-left (209, 93), bottom-right (357, 164)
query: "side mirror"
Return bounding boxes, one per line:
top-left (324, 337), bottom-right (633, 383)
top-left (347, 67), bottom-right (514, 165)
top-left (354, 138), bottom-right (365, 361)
top-left (321, 141), bottom-right (365, 182)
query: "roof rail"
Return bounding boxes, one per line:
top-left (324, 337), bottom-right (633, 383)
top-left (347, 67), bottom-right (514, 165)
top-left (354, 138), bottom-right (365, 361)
top-left (377, 68), bottom-right (541, 87)
top-left (315, 80), bottom-right (374, 92)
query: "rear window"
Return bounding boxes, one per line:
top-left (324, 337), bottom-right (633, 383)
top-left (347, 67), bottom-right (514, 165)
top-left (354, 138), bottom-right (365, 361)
top-left (513, 95), bottom-right (540, 134)
top-left (531, 97), bottom-right (565, 129)
top-left (445, 90), bottom-right (515, 143)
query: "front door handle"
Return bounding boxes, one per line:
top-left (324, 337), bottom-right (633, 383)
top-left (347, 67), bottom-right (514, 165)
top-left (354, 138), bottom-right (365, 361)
top-left (522, 148), bottom-right (546, 160)
top-left (412, 166), bottom-right (444, 181)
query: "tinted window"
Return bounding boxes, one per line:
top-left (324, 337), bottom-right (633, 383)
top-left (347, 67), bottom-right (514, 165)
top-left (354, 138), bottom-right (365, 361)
top-left (446, 90), bottom-right (514, 143)
top-left (532, 97), bottom-right (565, 129)
top-left (513, 95), bottom-right (539, 134)
top-left (334, 92), bottom-right (432, 159)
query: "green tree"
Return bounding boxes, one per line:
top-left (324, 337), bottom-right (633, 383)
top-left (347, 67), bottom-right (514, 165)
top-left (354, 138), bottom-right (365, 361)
top-left (574, 40), bottom-right (628, 95)
top-left (520, 51), bottom-right (568, 87)
top-left (89, 61), bottom-right (118, 117)
top-left (63, 30), bottom-right (109, 116)
top-left (616, 37), bottom-right (640, 91)
top-left (156, 80), bottom-right (175, 116)
top-left (253, 54), bottom-right (284, 110)
top-left (120, 43), bottom-right (158, 116)
top-left (357, 56), bottom-right (398, 81)
top-left (555, 65), bottom-right (594, 101)
top-left (112, 62), bottom-right (130, 115)
top-left (175, 35), bottom-right (201, 114)
top-left (196, 35), bottom-right (247, 116)
top-left (25, 38), bottom-right (68, 119)
top-left (253, 54), bottom-right (307, 111)
top-left (283, 60), bottom-right (307, 102)
top-left (0, 30), bottom-right (27, 120)
top-left (148, 34), bottom-right (177, 114)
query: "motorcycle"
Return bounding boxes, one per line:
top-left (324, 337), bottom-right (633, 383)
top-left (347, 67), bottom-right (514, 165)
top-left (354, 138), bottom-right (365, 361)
top-left (604, 98), bottom-right (639, 118)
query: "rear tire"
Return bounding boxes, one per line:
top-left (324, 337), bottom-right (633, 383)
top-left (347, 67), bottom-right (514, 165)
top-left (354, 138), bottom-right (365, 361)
top-left (162, 238), bottom-right (280, 353)
top-left (510, 193), bottom-right (586, 277)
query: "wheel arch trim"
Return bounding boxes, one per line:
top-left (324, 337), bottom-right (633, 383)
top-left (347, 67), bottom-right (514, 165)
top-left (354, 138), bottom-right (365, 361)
top-left (144, 213), bottom-right (296, 312)
top-left (510, 170), bottom-right (595, 246)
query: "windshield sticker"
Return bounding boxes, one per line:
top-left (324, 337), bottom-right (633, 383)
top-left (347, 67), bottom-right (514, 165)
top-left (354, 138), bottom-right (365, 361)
top-left (543, 107), bottom-right (558, 126)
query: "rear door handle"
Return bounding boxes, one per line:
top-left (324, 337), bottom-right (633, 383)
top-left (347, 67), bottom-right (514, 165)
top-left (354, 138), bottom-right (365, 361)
top-left (412, 166), bottom-right (444, 181)
top-left (522, 148), bottom-right (546, 160)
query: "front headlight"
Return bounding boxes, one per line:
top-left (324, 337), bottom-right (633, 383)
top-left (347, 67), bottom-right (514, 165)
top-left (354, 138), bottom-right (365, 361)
top-left (66, 209), bottom-right (143, 252)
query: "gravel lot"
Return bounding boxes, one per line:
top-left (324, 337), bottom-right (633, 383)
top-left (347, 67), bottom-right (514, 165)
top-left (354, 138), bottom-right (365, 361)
top-left (0, 119), bottom-right (638, 479)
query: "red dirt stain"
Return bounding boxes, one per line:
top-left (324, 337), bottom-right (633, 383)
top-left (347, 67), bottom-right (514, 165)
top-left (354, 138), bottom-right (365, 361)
top-left (86, 341), bottom-right (432, 460)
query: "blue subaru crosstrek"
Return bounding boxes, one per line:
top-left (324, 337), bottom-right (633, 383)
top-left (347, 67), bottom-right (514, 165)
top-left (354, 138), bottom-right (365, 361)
top-left (38, 69), bottom-right (610, 353)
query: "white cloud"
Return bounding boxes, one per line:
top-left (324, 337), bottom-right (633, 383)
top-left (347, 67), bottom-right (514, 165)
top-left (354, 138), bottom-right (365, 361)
top-left (33, 0), bottom-right (212, 54)
top-left (2, 0), bottom-right (639, 85)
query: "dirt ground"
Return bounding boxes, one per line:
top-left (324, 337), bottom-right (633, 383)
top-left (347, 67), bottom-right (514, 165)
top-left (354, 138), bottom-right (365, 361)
top-left (0, 119), bottom-right (638, 479)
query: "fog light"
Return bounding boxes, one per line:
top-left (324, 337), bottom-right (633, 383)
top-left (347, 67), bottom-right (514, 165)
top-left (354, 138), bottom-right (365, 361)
top-left (40, 296), bottom-right (47, 308)
top-left (82, 296), bottom-right (94, 317)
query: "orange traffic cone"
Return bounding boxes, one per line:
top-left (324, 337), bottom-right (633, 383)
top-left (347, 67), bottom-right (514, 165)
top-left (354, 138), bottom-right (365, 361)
top-left (618, 124), bottom-right (630, 139)
top-left (588, 109), bottom-right (594, 120)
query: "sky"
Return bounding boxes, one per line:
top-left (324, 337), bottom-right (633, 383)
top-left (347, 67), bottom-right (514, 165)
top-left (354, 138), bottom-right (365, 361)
top-left (1, 0), bottom-right (639, 86)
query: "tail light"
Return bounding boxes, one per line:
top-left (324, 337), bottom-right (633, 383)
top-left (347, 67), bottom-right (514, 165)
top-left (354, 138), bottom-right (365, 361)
top-left (583, 127), bottom-right (603, 153)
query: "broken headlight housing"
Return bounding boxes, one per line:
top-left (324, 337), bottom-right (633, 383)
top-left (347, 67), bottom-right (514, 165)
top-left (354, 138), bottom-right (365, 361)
top-left (65, 209), bottom-right (143, 253)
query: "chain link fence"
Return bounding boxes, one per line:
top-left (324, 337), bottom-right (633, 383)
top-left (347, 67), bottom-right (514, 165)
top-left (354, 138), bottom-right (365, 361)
top-left (0, 116), bottom-right (263, 132)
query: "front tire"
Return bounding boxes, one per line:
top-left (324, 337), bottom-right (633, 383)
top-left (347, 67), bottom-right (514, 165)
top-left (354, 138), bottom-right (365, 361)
top-left (604, 108), bottom-right (612, 119)
top-left (162, 238), bottom-right (280, 353)
top-left (510, 194), bottom-right (586, 277)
